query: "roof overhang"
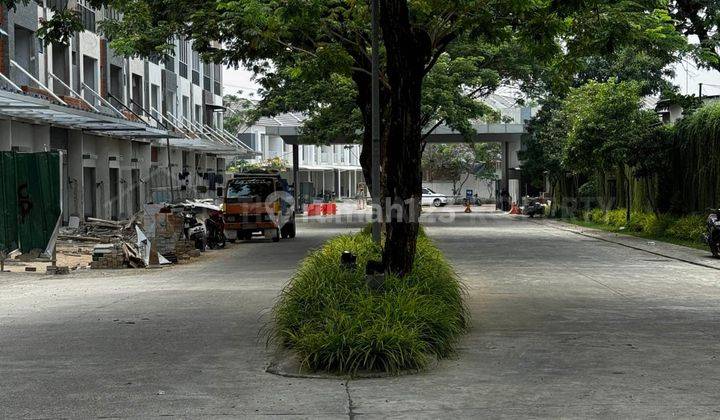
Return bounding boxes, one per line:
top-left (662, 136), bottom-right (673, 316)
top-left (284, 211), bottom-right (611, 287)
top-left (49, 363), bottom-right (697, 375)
top-left (0, 87), bottom-right (182, 140)
top-left (269, 122), bottom-right (525, 145)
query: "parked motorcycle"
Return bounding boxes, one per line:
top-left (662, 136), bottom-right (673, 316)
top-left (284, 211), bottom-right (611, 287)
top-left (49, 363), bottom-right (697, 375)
top-left (205, 209), bottom-right (226, 249)
top-left (523, 200), bottom-right (545, 218)
top-left (704, 210), bottom-right (720, 257)
top-left (181, 207), bottom-right (207, 251)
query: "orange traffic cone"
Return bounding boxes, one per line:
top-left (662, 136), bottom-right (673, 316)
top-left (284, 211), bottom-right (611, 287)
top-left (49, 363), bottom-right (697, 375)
top-left (509, 202), bottom-right (522, 214)
top-left (464, 202), bottom-right (472, 213)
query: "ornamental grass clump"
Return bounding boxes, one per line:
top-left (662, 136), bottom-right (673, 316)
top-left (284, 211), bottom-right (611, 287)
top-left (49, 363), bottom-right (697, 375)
top-left (272, 228), bottom-right (468, 374)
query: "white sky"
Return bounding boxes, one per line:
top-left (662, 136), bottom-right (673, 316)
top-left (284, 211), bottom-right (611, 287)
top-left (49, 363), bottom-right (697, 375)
top-left (224, 60), bottom-right (720, 100)
top-left (223, 66), bottom-right (262, 98)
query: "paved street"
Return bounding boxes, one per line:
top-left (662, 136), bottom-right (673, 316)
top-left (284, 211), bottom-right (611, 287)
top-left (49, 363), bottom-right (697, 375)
top-left (2, 213), bottom-right (720, 418)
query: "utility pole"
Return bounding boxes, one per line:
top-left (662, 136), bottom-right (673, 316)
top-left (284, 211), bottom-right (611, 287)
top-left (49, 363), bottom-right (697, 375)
top-left (699, 83), bottom-right (703, 100)
top-left (371, 0), bottom-right (381, 245)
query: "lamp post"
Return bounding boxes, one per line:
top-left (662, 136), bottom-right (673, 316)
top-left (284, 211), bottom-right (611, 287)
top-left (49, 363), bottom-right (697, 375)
top-left (371, 0), bottom-right (381, 245)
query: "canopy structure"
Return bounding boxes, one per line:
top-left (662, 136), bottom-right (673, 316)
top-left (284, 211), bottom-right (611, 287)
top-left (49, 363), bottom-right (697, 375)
top-left (0, 87), bottom-right (181, 140)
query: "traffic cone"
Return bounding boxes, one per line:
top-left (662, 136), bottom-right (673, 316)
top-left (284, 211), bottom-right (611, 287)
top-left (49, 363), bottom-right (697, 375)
top-left (509, 202), bottom-right (522, 214)
top-left (464, 202), bottom-right (472, 213)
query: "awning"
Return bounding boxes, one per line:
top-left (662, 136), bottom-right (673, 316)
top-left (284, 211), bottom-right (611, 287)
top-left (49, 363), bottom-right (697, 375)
top-left (0, 86), bottom-right (182, 140)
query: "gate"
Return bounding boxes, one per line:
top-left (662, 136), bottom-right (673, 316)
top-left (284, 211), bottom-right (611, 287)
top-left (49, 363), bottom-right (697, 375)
top-left (0, 151), bottom-right (62, 255)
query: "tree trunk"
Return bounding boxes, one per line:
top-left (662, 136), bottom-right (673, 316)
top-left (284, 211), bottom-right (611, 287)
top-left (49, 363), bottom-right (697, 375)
top-left (379, 0), bottom-right (431, 275)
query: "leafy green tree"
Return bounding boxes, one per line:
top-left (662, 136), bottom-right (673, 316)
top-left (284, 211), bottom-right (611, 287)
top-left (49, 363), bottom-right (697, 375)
top-left (0, 0), bottom-right (687, 274)
top-left (669, 0), bottom-right (720, 72)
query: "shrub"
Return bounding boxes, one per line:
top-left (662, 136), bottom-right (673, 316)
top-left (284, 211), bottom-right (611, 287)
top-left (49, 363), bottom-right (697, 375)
top-left (604, 209), bottom-right (627, 229)
top-left (666, 215), bottom-right (705, 242)
top-left (272, 229), bottom-right (468, 374)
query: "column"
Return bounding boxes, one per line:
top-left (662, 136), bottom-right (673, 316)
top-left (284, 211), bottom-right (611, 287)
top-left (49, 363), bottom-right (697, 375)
top-left (67, 130), bottom-right (84, 218)
top-left (292, 144), bottom-right (299, 211)
top-left (95, 138), bottom-right (110, 219)
top-left (119, 140), bottom-right (133, 218)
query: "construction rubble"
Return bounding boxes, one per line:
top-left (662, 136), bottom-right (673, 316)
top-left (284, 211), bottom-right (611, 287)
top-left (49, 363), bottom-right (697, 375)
top-left (54, 202), bottom-right (209, 271)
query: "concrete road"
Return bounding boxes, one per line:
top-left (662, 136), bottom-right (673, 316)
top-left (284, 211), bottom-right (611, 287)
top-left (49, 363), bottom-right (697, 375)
top-left (1, 213), bottom-right (720, 418)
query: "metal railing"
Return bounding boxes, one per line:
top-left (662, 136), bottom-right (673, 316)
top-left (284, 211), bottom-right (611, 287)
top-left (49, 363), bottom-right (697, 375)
top-left (82, 82), bottom-right (125, 118)
top-left (48, 72), bottom-right (99, 112)
top-left (10, 60), bottom-right (67, 105)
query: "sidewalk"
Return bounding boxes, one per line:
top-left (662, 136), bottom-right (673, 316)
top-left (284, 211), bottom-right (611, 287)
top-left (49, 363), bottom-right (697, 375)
top-left (537, 217), bottom-right (720, 271)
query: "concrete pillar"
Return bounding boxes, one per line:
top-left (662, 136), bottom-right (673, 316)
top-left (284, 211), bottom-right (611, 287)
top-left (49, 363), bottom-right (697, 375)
top-left (0, 119), bottom-right (11, 151)
top-left (67, 130), bottom-right (84, 218)
top-left (95, 137), bottom-right (110, 219)
top-left (137, 143), bottom-right (151, 204)
top-left (501, 141), bottom-right (509, 192)
top-left (119, 140), bottom-right (133, 218)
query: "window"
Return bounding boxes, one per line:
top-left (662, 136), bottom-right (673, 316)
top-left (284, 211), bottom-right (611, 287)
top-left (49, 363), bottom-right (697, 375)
top-left (47, 0), bottom-right (68, 9)
top-left (182, 96), bottom-right (189, 120)
top-left (194, 104), bottom-right (202, 125)
top-left (178, 38), bottom-right (188, 78)
top-left (226, 178), bottom-right (275, 203)
top-left (203, 61), bottom-right (211, 90)
top-left (76, 3), bottom-right (96, 32)
top-left (191, 50), bottom-right (200, 85)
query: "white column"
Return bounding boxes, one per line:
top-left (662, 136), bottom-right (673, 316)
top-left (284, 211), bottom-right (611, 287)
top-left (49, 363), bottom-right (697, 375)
top-left (119, 141), bottom-right (133, 219)
top-left (67, 130), bottom-right (84, 218)
top-left (95, 138), bottom-right (111, 219)
top-left (337, 169), bottom-right (341, 197)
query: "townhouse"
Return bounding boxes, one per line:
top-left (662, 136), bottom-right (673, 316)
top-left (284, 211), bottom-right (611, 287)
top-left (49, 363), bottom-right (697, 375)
top-left (237, 112), bottom-right (366, 203)
top-left (0, 0), bottom-right (251, 223)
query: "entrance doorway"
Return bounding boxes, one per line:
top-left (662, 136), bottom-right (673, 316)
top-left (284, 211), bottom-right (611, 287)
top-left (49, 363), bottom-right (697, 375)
top-left (131, 169), bottom-right (140, 214)
top-left (83, 167), bottom-right (96, 218)
top-left (109, 168), bottom-right (119, 220)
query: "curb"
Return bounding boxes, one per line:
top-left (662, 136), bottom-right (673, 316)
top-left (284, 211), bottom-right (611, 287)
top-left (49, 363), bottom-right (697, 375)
top-left (535, 218), bottom-right (720, 272)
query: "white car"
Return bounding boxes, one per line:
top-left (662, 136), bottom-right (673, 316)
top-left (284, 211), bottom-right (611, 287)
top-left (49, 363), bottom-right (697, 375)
top-left (421, 187), bottom-right (448, 207)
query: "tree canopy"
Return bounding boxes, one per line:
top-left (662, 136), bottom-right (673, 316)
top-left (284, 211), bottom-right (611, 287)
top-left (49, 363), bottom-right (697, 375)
top-left (0, 0), bottom-right (697, 273)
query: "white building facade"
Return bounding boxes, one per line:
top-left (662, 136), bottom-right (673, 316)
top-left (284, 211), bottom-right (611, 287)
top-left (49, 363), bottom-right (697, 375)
top-left (239, 113), bottom-right (365, 202)
top-left (0, 1), bottom-right (249, 222)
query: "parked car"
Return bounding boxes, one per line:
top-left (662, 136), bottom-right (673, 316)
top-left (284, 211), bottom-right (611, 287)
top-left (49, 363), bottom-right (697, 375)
top-left (421, 187), bottom-right (448, 207)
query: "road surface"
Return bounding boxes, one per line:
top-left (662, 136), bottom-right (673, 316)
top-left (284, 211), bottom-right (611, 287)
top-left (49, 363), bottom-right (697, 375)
top-left (1, 213), bottom-right (720, 418)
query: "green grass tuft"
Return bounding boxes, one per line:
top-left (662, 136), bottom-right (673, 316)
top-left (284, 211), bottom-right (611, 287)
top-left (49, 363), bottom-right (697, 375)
top-left (272, 229), bottom-right (468, 375)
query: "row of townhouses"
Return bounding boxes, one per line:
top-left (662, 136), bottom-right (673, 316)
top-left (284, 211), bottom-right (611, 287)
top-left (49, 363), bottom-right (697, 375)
top-left (236, 111), bottom-right (366, 203)
top-left (0, 0), bottom-right (251, 223)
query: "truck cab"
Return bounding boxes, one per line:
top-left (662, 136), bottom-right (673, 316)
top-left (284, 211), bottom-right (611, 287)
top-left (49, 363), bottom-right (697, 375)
top-left (223, 171), bottom-right (296, 242)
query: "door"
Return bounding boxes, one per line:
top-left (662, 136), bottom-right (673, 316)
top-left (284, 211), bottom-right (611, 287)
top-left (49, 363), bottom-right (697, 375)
top-left (82, 55), bottom-right (97, 106)
top-left (109, 168), bottom-right (119, 220)
top-left (131, 169), bottom-right (140, 214)
top-left (83, 167), bottom-right (96, 218)
top-left (131, 74), bottom-right (143, 113)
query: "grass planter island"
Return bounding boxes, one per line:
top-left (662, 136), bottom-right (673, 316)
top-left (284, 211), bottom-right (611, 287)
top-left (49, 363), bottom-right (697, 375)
top-left (271, 228), bottom-right (468, 375)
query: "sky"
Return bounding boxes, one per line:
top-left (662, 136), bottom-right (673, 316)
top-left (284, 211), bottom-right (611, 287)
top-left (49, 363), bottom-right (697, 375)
top-left (223, 66), bottom-right (262, 98)
top-left (224, 60), bottom-right (720, 100)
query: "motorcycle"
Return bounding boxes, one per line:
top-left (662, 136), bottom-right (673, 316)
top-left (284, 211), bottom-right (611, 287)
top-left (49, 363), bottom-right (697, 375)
top-left (181, 207), bottom-right (207, 251)
top-left (523, 200), bottom-right (545, 218)
top-left (205, 209), bottom-right (226, 249)
top-left (704, 209), bottom-right (720, 257)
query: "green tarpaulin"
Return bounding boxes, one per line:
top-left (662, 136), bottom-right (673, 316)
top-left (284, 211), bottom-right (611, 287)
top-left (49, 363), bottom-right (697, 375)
top-left (0, 151), bottom-right (61, 254)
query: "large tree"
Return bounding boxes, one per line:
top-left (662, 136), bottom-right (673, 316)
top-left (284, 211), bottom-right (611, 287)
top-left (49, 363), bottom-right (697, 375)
top-left (2, 0), bottom-right (687, 274)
